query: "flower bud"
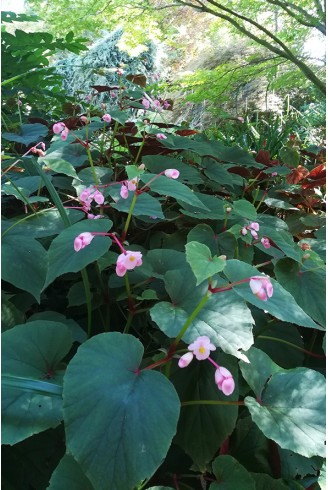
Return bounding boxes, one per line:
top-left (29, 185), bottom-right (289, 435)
top-left (178, 352), bottom-right (194, 368)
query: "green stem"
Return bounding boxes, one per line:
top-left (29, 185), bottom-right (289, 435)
top-left (81, 269), bottom-right (93, 337)
top-left (123, 312), bottom-right (134, 334)
top-left (121, 191), bottom-right (138, 240)
top-left (258, 335), bottom-right (325, 358)
top-left (172, 292), bottom-right (211, 348)
top-left (181, 400), bottom-right (244, 407)
top-left (86, 147), bottom-right (99, 186)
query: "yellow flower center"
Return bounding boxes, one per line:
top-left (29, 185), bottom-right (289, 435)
top-left (129, 255), bottom-right (136, 262)
top-left (199, 346), bottom-right (206, 354)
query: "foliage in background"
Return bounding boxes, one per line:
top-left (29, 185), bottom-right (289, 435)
top-left (53, 29), bottom-right (156, 103)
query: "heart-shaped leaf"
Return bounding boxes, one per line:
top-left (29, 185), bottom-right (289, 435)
top-left (245, 368), bottom-right (326, 458)
top-left (185, 241), bottom-right (226, 285)
top-left (48, 454), bottom-right (93, 490)
top-left (63, 332), bottom-right (180, 490)
top-left (209, 455), bottom-right (256, 489)
top-left (2, 320), bottom-right (72, 445)
top-left (45, 218), bottom-right (112, 288)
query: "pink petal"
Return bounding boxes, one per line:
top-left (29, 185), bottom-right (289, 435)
top-left (221, 377), bottom-right (235, 396)
top-left (178, 352), bottom-right (193, 368)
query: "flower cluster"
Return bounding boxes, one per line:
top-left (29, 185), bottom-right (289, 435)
top-left (178, 336), bottom-right (235, 396)
top-left (79, 187), bottom-right (105, 211)
top-left (102, 114), bottom-right (111, 123)
top-left (241, 222), bottom-right (259, 239)
top-left (116, 251), bottom-right (143, 277)
top-left (73, 231), bottom-right (143, 278)
top-left (120, 177), bottom-right (139, 199)
top-left (249, 275), bottom-right (273, 301)
top-left (53, 122), bottom-right (69, 141)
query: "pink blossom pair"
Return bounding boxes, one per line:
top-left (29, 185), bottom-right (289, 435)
top-left (53, 122), bottom-right (69, 141)
top-left (241, 222), bottom-right (260, 239)
top-left (249, 275), bottom-right (273, 301)
top-left (120, 177), bottom-right (139, 199)
top-left (79, 187), bottom-right (105, 211)
top-left (115, 251), bottom-right (143, 277)
top-left (178, 336), bottom-right (235, 396)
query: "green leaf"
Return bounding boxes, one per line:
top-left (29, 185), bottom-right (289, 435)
top-left (173, 352), bottom-right (238, 470)
top-left (48, 454), bottom-right (93, 490)
top-left (141, 174), bottom-right (209, 210)
top-left (279, 147), bottom-right (300, 167)
top-left (111, 192), bottom-right (164, 219)
top-left (223, 260), bottom-right (321, 329)
top-left (27, 311), bottom-right (87, 344)
top-left (45, 218), bottom-right (112, 288)
top-left (260, 227), bottom-right (303, 262)
top-left (274, 258), bottom-right (326, 327)
top-left (264, 197), bottom-right (299, 211)
top-left (245, 368), bottom-right (326, 458)
top-left (279, 448), bottom-right (323, 479)
top-left (2, 320), bottom-right (72, 445)
top-left (250, 473), bottom-right (290, 490)
top-left (232, 199), bottom-right (257, 220)
top-left (68, 281), bottom-right (93, 307)
top-left (202, 157), bottom-right (237, 187)
top-left (179, 192), bottom-right (226, 220)
top-left (187, 224), bottom-right (219, 255)
top-left (160, 135), bottom-right (260, 166)
top-left (150, 269), bottom-right (254, 361)
top-left (318, 461), bottom-right (326, 490)
top-left (239, 347), bottom-right (284, 397)
top-left (63, 332), bottom-right (180, 490)
top-left (1, 295), bottom-right (25, 330)
top-left (110, 109), bottom-right (129, 125)
top-left (142, 155), bottom-right (203, 184)
top-left (2, 123), bottom-right (48, 146)
top-left (185, 241), bottom-right (226, 285)
top-left (210, 455), bottom-right (256, 489)
top-left (2, 209), bottom-right (83, 238)
top-left (2, 235), bottom-right (47, 302)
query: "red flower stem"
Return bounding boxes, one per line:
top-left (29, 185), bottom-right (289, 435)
top-left (89, 232), bottom-right (126, 253)
top-left (207, 356), bottom-right (220, 370)
top-left (208, 277), bottom-right (250, 293)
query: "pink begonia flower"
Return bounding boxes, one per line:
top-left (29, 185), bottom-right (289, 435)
top-left (188, 336), bottom-right (216, 360)
top-left (156, 133), bottom-right (167, 140)
top-left (271, 172), bottom-right (278, 177)
top-left (93, 190), bottom-right (105, 205)
top-left (17, 99), bottom-right (22, 106)
top-left (127, 178), bottom-right (139, 191)
top-left (163, 101), bottom-right (171, 109)
top-left (61, 127), bottom-right (69, 141)
top-left (31, 147), bottom-right (45, 157)
top-left (117, 68), bottom-right (124, 75)
top-left (87, 213), bottom-right (103, 219)
top-left (115, 251), bottom-right (143, 277)
top-left (178, 352), bottom-right (194, 368)
top-left (74, 232), bottom-right (94, 252)
top-left (120, 184), bottom-right (129, 199)
top-left (85, 94), bottom-right (92, 102)
top-left (237, 116), bottom-right (244, 123)
top-left (241, 227), bottom-right (248, 236)
top-left (102, 114), bottom-right (111, 123)
top-left (41, 142), bottom-right (46, 151)
top-left (142, 98), bottom-right (150, 109)
top-left (164, 169), bottom-right (180, 179)
top-left (249, 275), bottom-right (273, 301)
top-left (215, 367), bottom-right (235, 396)
top-left (153, 99), bottom-right (162, 111)
top-left (226, 207), bottom-right (232, 213)
top-left (53, 122), bottom-right (66, 134)
top-left (261, 237), bottom-right (271, 249)
top-left (249, 222), bottom-right (259, 232)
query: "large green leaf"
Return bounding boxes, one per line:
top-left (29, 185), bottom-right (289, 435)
top-left (173, 352), bottom-right (238, 470)
top-left (150, 269), bottom-right (254, 361)
top-left (279, 448), bottom-right (323, 479)
top-left (179, 192), bottom-right (226, 220)
top-left (185, 241), bottom-right (226, 285)
top-left (232, 199), bottom-right (257, 220)
top-left (63, 332), bottom-right (180, 490)
top-left (274, 258), bottom-right (326, 327)
top-left (260, 227), bottom-right (303, 262)
top-left (44, 218), bottom-right (112, 288)
top-left (48, 454), bottom-right (93, 490)
top-left (239, 347), bottom-right (284, 397)
top-left (2, 123), bottom-right (48, 146)
top-left (160, 135), bottom-right (260, 166)
top-left (223, 260), bottom-right (321, 329)
top-left (111, 192), bottom-right (164, 219)
top-left (209, 455), bottom-right (256, 489)
top-left (245, 368), bottom-right (326, 458)
top-left (142, 155), bottom-right (202, 184)
top-left (2, 209), bottom-right (82, 238)
top-left (2, 235), bottom-right (47, 302)
top-left (201, 157), bottom-right (238, 187)
top-left (250, 473), bottom-right (290, 490)
top-left (141, 174), bottom-right (209, 210)
top-left (2, 320), bottom-right (72, 445)
top-left (187, 224), bottom-right (219, 255)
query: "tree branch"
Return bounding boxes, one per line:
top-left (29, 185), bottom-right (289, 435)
top-left (172, 0), bottom-right (326, 94)
top-left (266, 0), bottom-right (326, 34)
